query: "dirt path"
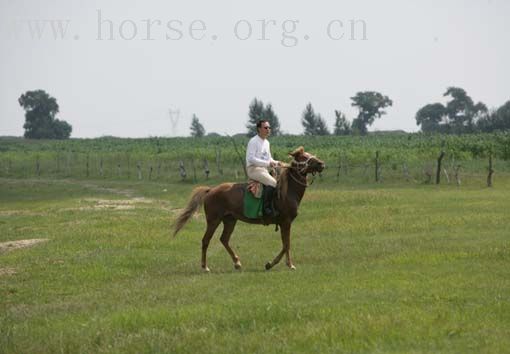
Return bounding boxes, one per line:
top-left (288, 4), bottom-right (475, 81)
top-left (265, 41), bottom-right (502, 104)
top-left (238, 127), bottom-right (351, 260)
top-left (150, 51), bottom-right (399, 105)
top-left (0, 238), bottom-right (49, 253)
top-left (0, 239), bottom-right (50, 276)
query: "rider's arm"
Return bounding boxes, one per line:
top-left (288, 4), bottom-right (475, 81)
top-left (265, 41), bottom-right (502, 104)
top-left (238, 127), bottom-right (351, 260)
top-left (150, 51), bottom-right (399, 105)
top-left (268, 142), bottom-right (279, 167)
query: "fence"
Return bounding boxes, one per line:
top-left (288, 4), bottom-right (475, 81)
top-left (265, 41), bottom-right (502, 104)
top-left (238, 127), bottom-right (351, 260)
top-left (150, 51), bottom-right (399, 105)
top-left (1, 150), bottom-right (508, 187)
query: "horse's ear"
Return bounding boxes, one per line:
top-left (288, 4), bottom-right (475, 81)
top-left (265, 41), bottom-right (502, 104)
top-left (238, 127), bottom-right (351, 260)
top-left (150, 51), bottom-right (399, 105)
top-left (289, 146), bottom-right (304, 158)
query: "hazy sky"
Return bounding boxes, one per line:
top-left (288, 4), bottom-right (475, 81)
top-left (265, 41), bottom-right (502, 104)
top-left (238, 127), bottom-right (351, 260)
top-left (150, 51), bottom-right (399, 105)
top-left (1, 0), bottom-right (509, 137)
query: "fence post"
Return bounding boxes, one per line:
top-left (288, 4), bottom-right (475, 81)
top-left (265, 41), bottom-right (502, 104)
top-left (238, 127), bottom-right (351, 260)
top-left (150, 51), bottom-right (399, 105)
top-left (216, 147), bottom-right (223, 176)
top-left (487, 153), bottom-right (494, 187)
top-left (204, 159), bottom-right (210, 179)
top-left (402, 163), bottom-right (410, 182)
top-left (375, 151), bottom-right (380, 182)
top-left (192, 157), bottom-right (197, 183)
top-left (179, 160), bottom-right (187, 180)
top-left (86, 155), bottom-right (89, 178)
top-left (336, 156), bottom-right (341, 182)
top-left (137, 162), bottom-right (142, 180)
top-left (454, 165), bottom-right (461, 186)
top-left (443, 168), bottom-right (450, 184)
top-left (436, 150), bottom-right (445, 185)
top-left (66, 153), bottom-right (71, 177)
top-left (56, 153), bottom-right (60, 176)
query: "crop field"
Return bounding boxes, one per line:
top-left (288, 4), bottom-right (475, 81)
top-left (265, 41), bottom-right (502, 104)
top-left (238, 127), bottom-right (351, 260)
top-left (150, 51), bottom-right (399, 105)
top-left (1, 133), bottom-right (510, 184)
top-left (1, 169), bottom-right (509, 352)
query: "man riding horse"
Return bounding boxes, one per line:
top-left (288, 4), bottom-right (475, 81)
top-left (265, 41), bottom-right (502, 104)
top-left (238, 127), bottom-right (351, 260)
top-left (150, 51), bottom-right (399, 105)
top-left (246, 119), bottom-right (282, 217)
top-left (173, 139), bottom-right (325, 272)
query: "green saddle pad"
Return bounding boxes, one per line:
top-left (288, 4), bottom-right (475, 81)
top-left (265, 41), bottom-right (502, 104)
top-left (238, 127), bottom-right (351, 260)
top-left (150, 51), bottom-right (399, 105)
top-left (243, 187), bottom-right (263, 219)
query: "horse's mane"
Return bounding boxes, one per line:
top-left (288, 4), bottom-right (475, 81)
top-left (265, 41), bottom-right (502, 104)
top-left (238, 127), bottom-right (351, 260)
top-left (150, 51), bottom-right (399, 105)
top-left (276, 163), bottom-right (290, 201)
top-left (277, 146), bottom-right (304, 200)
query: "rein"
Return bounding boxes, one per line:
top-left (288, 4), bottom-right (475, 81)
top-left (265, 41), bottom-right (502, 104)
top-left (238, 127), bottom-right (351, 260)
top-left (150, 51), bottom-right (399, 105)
top-left (288, 168), bottom-right (315, 187)
top-left (277, 155), bottom-right (317, 188)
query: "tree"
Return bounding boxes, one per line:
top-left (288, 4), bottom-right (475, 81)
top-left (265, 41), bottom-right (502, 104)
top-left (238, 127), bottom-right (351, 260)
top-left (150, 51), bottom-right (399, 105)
top-left (301, 103), bottom-right (317, 135)
top-left (315, 114), bottom-right (330, 135)
top-left (477, 100), bottom-right (510, 132)
top-left (333, 110), bottom-right (351, 135)
top-left (443, 87), bottom-right (487, 133)
top-left (190, 114), bottom-right (205, 137)
top-left (350, 117), bottom-right (365, 135)
top-left (493, 101), bottom-right (510, 131)
top-left (18, 90), bottom-right (72, 139)
top-left (415, 103), bottom-right (447, 133)
top-left (246, 98), bottom-right (264, 136)
top-left (417, 87), bottom-right (489, 134)
top-left (350, 91), bottom-right (393, 135)
top-left (52, 119), bottom-right (73, 139)
top-left (246, 98), bottom-right (281, 136)
top-left (301, 103), bottom-right (330, 136)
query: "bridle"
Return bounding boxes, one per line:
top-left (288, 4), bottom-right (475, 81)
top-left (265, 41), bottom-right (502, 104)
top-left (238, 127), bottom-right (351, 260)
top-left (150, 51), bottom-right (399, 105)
top-left (287, 154), bottom-right (319, 187)
top-left (291, 155), bottom-right (314, 175)
top-left (288, 167), bottom-right (314, 187)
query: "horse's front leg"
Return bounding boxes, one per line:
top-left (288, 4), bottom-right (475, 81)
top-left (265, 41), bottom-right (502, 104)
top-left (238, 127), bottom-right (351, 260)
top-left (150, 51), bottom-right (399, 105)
top-left (265, 222), bottom-right (295, 270)
top-left (282, 222), bottom-right (296, 270)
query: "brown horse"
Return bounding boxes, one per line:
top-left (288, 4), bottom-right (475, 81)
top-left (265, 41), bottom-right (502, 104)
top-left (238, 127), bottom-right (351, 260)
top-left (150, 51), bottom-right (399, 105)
top-left (173, 146), bottom-right (325, 271)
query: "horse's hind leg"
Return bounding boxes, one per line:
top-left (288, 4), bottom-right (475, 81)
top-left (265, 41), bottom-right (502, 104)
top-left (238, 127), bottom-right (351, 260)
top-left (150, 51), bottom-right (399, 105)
top-left (220, 216), bottom-right (241, 270)
top-left (201, 219), bottom-right (221, 272)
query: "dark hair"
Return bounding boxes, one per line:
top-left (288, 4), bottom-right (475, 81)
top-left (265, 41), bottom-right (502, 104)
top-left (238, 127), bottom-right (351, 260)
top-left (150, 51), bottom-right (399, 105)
top-left (256, 120), bottom-right (268, 128)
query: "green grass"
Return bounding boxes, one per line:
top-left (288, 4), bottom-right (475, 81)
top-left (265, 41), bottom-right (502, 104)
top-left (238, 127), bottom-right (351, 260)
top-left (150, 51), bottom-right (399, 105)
top-left (1, 177), bottom-right (509, 353)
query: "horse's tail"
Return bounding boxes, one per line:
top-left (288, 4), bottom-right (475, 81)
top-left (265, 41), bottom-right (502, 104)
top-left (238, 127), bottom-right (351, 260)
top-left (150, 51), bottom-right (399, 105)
top-left (172, 186), bottom-right (210, 237)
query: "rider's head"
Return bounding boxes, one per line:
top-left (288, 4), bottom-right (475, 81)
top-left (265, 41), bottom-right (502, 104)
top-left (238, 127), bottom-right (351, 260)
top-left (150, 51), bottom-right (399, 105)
top-left (256, 120), bottom-right (271, 139)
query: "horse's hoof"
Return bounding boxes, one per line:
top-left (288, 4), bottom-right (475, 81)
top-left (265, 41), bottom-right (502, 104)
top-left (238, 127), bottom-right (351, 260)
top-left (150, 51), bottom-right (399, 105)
top-left (289, 265), bottom-right (296, 271)
top-left (234, 261), bottom-right (242, 270)
top-left (265, 262), bottom-right (272, 271)
top-left (202, 266), bottom-right (211, 273)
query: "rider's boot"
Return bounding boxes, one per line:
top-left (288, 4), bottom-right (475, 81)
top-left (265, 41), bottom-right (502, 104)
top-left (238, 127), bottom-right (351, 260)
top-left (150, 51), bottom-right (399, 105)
top-left (263, 186), bottom-right (277, 217)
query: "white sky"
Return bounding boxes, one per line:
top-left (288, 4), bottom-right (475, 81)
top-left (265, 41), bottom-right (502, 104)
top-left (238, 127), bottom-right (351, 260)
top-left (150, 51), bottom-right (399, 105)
top-left (1, 0), bottom-right (509, 137)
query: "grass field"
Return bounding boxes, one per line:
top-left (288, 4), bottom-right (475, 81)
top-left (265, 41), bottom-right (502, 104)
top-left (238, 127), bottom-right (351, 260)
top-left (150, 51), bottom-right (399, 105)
top-left (1, 177), bottom-right (509, 353)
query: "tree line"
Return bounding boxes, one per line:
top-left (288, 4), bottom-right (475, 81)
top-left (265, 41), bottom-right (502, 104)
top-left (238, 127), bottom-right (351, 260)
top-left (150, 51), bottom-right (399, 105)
top-left (416, 87), bottom-right (510, 134)
top-left (17, 88), bottom-right (510, 140)
top-left (240, 88), bottom-right (508, 137)
top-left (243, 92), bottom-right (393, 137)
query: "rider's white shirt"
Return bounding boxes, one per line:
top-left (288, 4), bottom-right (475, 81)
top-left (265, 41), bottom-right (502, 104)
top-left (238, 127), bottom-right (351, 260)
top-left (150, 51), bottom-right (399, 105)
top-left (246, 135), bottom-right (275, 168)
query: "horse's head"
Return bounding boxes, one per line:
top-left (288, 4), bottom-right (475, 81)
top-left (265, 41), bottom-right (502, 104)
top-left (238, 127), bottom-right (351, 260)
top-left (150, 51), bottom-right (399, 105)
top-left (289, 146), bottom-right (325, 175)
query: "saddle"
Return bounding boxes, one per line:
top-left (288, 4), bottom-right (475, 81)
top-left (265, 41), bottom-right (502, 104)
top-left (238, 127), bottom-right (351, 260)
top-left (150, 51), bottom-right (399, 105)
top-left (247, 180), bottom-right (263, 198)
top-left (244, 180), bottom-right (263, 219)
top-left (243, 180), bottom-right (278, 220)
